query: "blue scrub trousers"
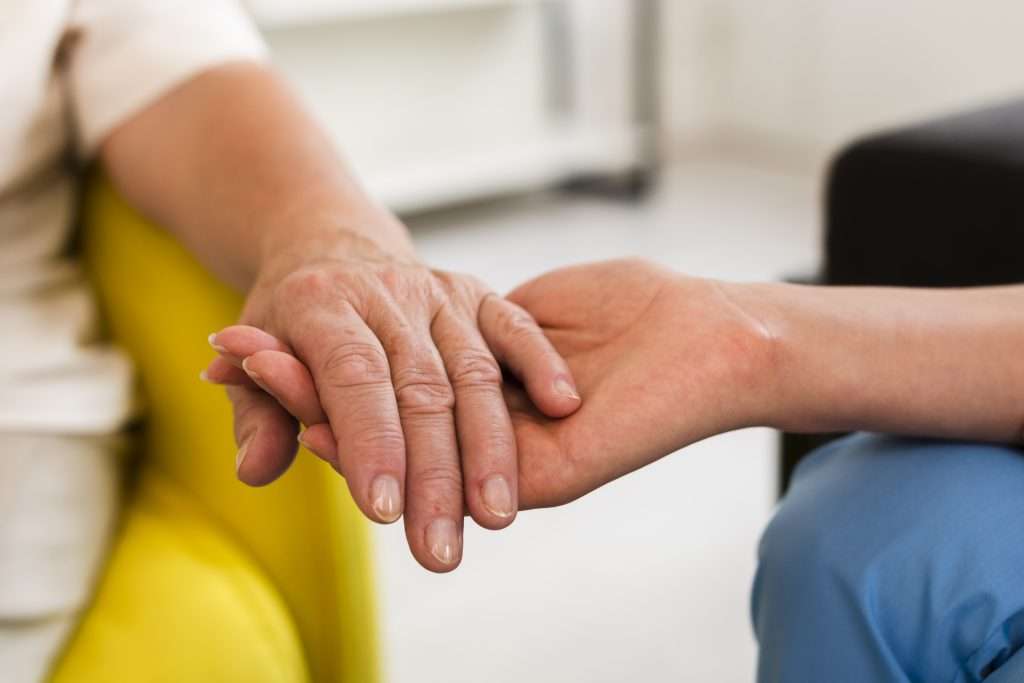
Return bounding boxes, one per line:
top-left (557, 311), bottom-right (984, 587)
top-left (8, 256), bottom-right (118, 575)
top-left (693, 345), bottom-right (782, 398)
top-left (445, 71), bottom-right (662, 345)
top-left (752, 433), bottom-right (1024, 682)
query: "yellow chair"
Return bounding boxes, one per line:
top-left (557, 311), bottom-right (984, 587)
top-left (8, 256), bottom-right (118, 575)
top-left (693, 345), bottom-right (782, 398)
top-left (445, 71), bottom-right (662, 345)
top-left (49, 174), bottom-right (379, 682)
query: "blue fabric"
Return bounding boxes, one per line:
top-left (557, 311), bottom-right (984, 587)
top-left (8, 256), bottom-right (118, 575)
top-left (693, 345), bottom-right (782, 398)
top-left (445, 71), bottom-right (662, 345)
top-left (752, 433), bottom-right (1024, 683)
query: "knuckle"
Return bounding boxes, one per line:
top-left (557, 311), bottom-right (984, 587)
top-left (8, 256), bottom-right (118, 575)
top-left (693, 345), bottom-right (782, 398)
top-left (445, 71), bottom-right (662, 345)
top-left (278, 268), bottom-right (334, 303)
top-left (413, 464), bottom-right (463, 496)
top-left (495, 303), bottom-right (539, 342)
top-left (431, 270), bottom-right (475, 304)
top-left (377, 266), bottom-right (407, 293)
top-left (320, 342), bottom-right (390, 388)
top-left (348, 421), bottom-right (405, 458)
top-left (233, 400), bottom-right (257, 426)
top-left (476, 424), bottom-right (516, 460)
top-left (227, 389), bottom-right (262, 443)
top-left (227, 387), bottom-right (255, 416)
top-left (444, 272), bottom-right (487, 305)
top-left (392, 367), bottom-right (455, 414)
top-left (447, 349), bottom-right (502, 390)
top-left (374, 263), bottom-right (434, 303)
top-left (430, 269), bottom-right (458, 292)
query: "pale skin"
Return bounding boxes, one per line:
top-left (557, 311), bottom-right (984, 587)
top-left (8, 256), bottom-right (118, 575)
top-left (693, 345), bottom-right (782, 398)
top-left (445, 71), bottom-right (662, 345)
top-left (101, 61), bottom-right (583, 573)
top-left (208, 259), bottom-right (1024, 519)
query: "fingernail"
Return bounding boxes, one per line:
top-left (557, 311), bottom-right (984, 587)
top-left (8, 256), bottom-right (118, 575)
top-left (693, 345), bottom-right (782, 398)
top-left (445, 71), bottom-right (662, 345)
top-left (242, 358), bottom-right (278, 398)
top-left (425, 518), bottom-right (460, 566)
top-left (241, 358), bottom-right (262, 382)
top-left (236, 432), bottom-right (255, 474)
top-left (208, 332), bottom-right (227, 354)
top-left (553, 376), bottom-right (580, 400)
top-left (199, 369), bottom-right (225, 385)
top-left (296, 429), bottom-right (320, 458)
top-left (370, 475), bottom-right (402, 523)
top-left (480, 475), bottom-right (514, 519)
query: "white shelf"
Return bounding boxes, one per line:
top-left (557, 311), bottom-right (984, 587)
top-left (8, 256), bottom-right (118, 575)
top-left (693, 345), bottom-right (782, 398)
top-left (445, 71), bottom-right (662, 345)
top-left (246, 0), bottom-right (537, 29)
top-left (361, 125), bottom-right (641, 213)
top-left (251, 0), bottom-right (645, 213)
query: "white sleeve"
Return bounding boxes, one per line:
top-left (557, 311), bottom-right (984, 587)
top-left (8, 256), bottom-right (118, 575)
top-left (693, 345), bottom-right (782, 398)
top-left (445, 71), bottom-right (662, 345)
top-left (67, 0), bottom-right (268, 158)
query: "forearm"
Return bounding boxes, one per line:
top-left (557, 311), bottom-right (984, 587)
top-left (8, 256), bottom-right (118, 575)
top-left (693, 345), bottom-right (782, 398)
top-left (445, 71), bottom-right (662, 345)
top-left (739, 282), bottom-right (1024, 443)
top-left (100, 61), bottom-right (414, 291)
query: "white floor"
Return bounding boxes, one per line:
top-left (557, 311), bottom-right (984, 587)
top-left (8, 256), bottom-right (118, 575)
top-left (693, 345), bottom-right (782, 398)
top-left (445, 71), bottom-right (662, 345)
top-left (374, 158), bottom-right (821, 683)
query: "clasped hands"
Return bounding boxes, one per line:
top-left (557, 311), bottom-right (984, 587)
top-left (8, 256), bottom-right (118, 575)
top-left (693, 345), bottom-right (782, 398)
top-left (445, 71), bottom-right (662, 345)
top-left (204, 254), bottom-right (777, 572)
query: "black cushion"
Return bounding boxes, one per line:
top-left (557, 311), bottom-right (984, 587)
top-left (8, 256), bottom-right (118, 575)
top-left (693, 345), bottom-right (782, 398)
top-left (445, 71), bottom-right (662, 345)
top-left (825, 97), bottom-right (1024, 287)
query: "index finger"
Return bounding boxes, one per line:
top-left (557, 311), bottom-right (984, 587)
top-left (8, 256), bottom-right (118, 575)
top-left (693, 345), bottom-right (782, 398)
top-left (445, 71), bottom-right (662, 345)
top-left (289, 305), bottom-right (406, 526)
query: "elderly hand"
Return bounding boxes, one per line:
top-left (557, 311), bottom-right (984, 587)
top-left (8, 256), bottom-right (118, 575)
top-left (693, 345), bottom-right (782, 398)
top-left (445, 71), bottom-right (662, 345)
top-left (205, 239), bottom-right (581, 572)
top-left (209, 259), bottom-right (777, 525)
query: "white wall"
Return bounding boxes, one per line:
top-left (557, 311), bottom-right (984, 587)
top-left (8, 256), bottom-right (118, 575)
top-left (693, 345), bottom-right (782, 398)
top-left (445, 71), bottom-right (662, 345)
top-left (659, 0), bottom-right (719, 147)
top-left (661, 0), bottom-right (1024, 167)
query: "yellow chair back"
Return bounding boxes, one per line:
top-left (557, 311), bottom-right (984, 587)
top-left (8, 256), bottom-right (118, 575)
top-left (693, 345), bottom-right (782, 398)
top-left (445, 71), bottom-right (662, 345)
top-left (50, 174), bottom-right (379, 682)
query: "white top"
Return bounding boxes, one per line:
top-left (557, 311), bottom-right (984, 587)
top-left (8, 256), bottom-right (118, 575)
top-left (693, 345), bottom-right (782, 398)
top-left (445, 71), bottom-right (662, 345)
top-left (0, 1), bottom-right (266, 434)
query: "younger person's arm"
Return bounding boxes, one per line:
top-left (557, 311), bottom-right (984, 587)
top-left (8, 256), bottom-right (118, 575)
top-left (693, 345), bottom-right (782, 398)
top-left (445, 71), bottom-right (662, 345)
top-left (735, 281), bottom-right (1024, 444)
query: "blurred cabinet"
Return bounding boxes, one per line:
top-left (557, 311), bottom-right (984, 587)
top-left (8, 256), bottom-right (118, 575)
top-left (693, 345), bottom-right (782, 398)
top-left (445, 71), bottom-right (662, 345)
top-left (245, 0), bottom-right (653, 212)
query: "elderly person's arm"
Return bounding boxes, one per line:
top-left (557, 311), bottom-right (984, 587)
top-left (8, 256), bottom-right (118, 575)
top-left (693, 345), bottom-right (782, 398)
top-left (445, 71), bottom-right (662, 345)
top-left (99, 61), bottom-right (581, 573)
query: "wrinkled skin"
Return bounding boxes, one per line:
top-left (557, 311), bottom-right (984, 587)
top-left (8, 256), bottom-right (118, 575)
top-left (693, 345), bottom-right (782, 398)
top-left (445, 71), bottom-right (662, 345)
top-left (211, 240), bottom-right (581, 572)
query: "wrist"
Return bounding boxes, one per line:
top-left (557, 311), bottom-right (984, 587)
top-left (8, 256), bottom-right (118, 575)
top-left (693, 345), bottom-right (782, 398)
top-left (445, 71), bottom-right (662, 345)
top-left (253, 187), bottom-right (417, 283)
top-left (700, 280), bottom-right (789, 431)
top-left (254, 212), bottom-right (418, 288)
top-left (658, 277), bottom-right (788, 438)
top-left (727, 281), bottom-right (861, 434)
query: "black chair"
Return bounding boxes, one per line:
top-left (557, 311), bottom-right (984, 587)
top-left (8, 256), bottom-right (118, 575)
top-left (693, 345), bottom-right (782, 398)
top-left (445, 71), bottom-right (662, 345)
top-left (779, 97), bottom-right (1024, 493)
